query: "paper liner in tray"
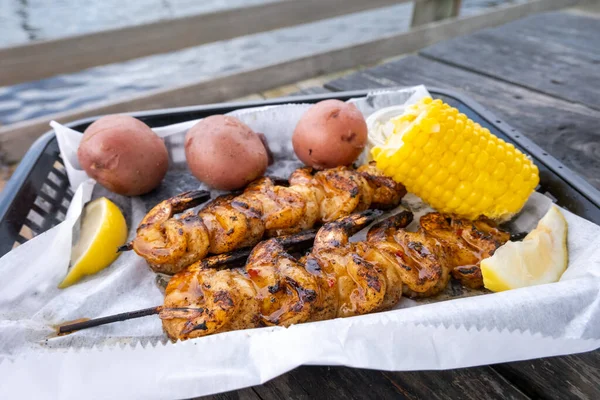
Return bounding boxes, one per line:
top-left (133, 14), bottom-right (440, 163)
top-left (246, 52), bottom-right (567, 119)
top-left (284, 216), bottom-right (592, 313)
top-left (1, 321), bottom-right (599, 400)
top-left (1, 86), bottom-right (599, 399)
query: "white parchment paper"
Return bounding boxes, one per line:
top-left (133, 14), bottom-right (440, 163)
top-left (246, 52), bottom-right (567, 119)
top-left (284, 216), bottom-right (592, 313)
top-left (1, 86), bottom-right (599, 399)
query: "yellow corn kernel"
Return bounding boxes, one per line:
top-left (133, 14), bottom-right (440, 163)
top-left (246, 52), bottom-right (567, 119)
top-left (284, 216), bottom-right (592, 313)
top-left (423, 140), bottom-right (437, 155)
top-left (448, 159), bottom-right (463, 174)
top-left (397, 161), bottom-right (411, 175)
top-left (458, 166), bottom-right (472, 181)
top-left (402, 126), bottom-right (420, 143)
top-left (447, 196), bottom-right (462, 210)
top-left (415, 174), bottom-right (429, 188)
top-left (423, 162), bottom-right (437, 177)
top-left (445, 116), bottom-right (455, 128)
top-left (431, 145), bottom-right (445, 159)
top-left (440, 152), bottom-right (454, 167)
top-left (441, 190), bottom-right (453, 203)
top-left (445, 175), bottom-right (460, 190)
top-left (466, 190), bottom-right (481, 205)
top-left (431, 185), bottom-right (445, 199)
top-left (432, 169), bottom-right (448, 184)
top-left (371, 96), bottom-right (539, 220)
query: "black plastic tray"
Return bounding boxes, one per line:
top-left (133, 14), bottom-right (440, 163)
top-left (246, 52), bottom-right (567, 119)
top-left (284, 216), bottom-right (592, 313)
top-left (1, 88), bottom-right (599, 258)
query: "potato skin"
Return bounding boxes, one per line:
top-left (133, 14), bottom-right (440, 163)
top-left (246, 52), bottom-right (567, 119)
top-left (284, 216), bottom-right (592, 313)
top-left (185, 115), bottom-right (268, 190)
top-left (77, 115), bottom-right (168, 196)
top-left (292, 99), bottom-right (367, 169)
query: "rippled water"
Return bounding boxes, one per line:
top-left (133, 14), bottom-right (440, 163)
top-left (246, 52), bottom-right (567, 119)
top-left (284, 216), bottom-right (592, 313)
top-left (0, 0), bottom-right (522, 125)
top-left (0, 0), bottom-right (279, 46)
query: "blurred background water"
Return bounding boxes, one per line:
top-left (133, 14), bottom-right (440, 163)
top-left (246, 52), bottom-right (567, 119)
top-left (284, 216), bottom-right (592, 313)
top-left (0, 0), bottom-right (523, 125)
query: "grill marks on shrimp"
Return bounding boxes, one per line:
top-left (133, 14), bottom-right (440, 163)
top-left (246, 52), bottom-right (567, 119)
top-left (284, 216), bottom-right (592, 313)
top-left (160, 209), bottom-right (509, 341)
top-left (132, 164), bottom-right (406, 274)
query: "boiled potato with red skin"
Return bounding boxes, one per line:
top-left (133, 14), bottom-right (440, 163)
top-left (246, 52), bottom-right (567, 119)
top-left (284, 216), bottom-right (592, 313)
top-left (292, 99), bottom-right (367, 169)
top-left (185, 115), bottom-right (268, 190)
top-left (77, 115), bottom-right (169, 196)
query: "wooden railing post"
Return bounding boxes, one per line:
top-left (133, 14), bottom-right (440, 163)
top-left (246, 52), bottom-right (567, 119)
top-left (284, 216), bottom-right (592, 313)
top-left (411, 0), bottom-right (462, 27)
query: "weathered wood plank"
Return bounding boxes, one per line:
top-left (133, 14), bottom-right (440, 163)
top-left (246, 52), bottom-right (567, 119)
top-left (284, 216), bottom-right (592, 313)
top-left (0, 0), bottom-right (407, 87)
top-left (382, 368), bottom-right (529, 399)
top-left (201, 387), bottom-right (262, 400)
top-left (285, 367), bottom-right (407, 399)
top-left (493, 352), bottom-right (600, 400)
top-left (290, 87), bottom-right (332, 96)
top-left (325, 55), bottom-right (600, 190)
top-left (0, 0), bottom-right (580, 163)
top-left (251, 370), bottom-right (310, 400)
top-left (419, 12), bottom-right (600, 109)
top-left (324, 53), bottom-right (600, 398)
top-left (279, 365), bottom-right (527, 399)
top-left (203, 368), bottom-right (405, 400)
top-left (497, 11), bottom-right (600, 53)
top-left (261, 84), bottom-right (308, 100)
top-left (203, 363), bottom-right (530, 399)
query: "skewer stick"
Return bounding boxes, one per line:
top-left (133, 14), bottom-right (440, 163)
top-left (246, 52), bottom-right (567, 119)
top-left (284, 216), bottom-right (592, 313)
top-left (57, 229), bottom-right (319, 335)
top-left (117, 243), bottom-right (133, 252)
top-left (510, 231), bottom-right (528, 241)
top-left (198, 248), bottom-right (253, 269)
top-left (197, 229), bottom-right (317, 270)
top-left (277, 228), bottom-right (318, 251)
top-left (57, 306), bottom-right (162, 334)
top-left (58, 211), bottom-right (379, 335)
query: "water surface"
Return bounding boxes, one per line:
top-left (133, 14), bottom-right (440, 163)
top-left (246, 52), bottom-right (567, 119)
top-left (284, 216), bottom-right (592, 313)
top-left (0, 0), bottom-right (523, 125)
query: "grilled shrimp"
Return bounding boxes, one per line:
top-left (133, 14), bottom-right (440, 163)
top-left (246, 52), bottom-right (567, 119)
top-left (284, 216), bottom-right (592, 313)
top-left (161, 266), bottom-right (259, 339)
top-left (160, 210), bottom-right (509, 341)
top-left (131, 190), bottom-right (211, 274)
top-left (365, 212), bottom-right (449, 298)
top-left (419, 213), bottom-right (510, 288)
top-left (305, 210), bottom-right (389, 319)
top-left (162, 235), bottom-right (321, 340)
top-left (132, 163), bottom-right (407, 274)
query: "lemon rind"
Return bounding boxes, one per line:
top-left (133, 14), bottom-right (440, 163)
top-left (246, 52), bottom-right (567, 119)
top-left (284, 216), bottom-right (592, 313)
top-left (58, 198), bottom-right (127, 288)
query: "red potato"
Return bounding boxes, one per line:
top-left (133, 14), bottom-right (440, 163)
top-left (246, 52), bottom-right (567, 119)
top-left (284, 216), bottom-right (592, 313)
top-left (185, 115), bottom-right (268, 190)
top-left (77, 115), bottom-right (169, 196)
top-left (292, 99), bottom-right (368, 169)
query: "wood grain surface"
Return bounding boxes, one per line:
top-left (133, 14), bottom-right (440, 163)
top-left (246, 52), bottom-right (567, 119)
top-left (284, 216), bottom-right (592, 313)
top-left (419, 11), bottom-right (600, 110)
top-left (496, 11), bottom-right (600, 53)
top-left (325, 55), bottom-right (600, 190)
top-left (202, 365), bottom-right (529, 399)
top-left (322, 10), bottom-right (600, 399)
top-left (5, 7), bottom-right (599, 400)
top-left (494, 352), bottom-right (600, 399)
top-left (0, 0), bottom-right (579, 163)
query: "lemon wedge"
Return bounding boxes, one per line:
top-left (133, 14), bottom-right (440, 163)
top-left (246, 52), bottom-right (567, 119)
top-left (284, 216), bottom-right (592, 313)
top-left (481, 205), bottom-right (568, 292)
top-left (59, 197), bottom-right (128, 288)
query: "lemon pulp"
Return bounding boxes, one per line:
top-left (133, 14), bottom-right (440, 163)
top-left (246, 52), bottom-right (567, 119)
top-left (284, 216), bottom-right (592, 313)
top-left (481, 205), bottom-right (568, 292)
top-left (59, 197), bottom-right (128, 288)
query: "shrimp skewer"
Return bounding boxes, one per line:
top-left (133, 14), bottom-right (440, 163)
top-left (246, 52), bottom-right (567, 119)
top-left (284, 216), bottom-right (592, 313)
top-left (57, 228), bottom-right (318, 335)
top-left (130, 164), bottom-right (407, 274)
top-left (161, 210), bottom-right (508, 339)
top-left (130, 190), bottom-right (212, 274)
top-left (60, 211), bottom-right (509, 339)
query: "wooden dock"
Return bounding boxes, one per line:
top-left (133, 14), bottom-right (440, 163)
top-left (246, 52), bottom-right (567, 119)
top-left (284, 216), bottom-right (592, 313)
top-left (209, 5), bottom-right (600, 400)
top-left (0, 1), bottom-right (599, 398)
top-left (0, 0), bottom-right (582, 164)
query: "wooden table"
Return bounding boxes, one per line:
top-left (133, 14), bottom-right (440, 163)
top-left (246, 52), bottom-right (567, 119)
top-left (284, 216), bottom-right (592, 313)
top-left (206, 10), bottom-right (600, 400)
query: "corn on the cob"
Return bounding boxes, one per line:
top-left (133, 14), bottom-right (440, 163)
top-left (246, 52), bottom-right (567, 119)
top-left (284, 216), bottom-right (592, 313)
top-left (371, 97), bottom-right (539, 221)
